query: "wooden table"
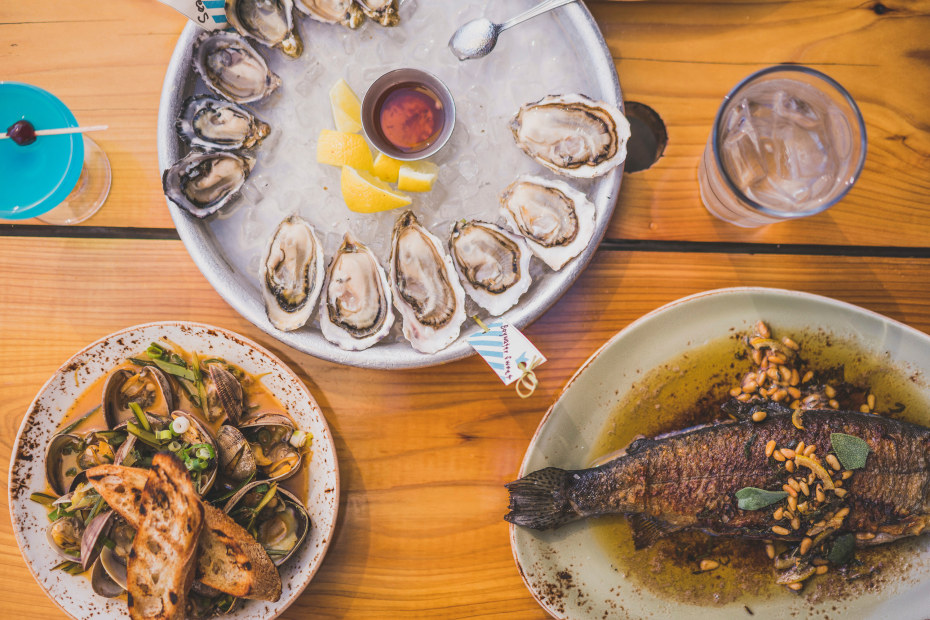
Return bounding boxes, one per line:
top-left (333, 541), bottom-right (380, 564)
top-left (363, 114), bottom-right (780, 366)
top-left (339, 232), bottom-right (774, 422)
top-left (2, 1), bottom-right (929, 618)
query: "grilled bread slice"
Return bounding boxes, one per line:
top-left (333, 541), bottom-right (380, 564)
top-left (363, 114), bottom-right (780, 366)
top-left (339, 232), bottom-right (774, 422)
top-left (87, 464), bottom-right (282, 602)
top-left (127, 453), bottom-right (203, 620)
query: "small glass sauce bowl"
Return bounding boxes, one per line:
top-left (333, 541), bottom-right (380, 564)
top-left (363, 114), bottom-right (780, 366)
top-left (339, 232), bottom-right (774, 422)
top-left (361, 68), bottom-right (455, 161)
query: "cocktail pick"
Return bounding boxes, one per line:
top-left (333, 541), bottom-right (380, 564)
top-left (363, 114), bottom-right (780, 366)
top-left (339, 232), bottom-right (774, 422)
top-left (1, 123), bottom-right (108, 142)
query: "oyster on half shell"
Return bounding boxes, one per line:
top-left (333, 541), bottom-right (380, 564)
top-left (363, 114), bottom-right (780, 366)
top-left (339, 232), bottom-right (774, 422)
top-left (163, 150), bottom-right (255, 218)
top-left (176, 95), bottom-right (270, 151)
top-left (511, 93), bottom-right (630, 178)
top-left (499, 175), bottom-right (596, 271)
top-left (354, 0), bottom-right (399, 26)
top-left (261, 215), bottom-right (324, 332)
top-left (296, 0), bottom-right (364, 27)
top-left (449, 221), bottom-right (532, 316)
top-left (390, 210), bottom-right (466, 354)
top-left (226, 0), bottom-right (303, 58)
top-left (320, 233), bottom-right (394, 351)
top-left (193, 31), bottom-right (281, 104)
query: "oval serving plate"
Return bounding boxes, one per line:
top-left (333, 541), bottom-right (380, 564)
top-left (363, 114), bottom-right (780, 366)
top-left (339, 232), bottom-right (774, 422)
top-left (511, 287), bottom-right (930, 619)
top-left (157, 0), bottom-right (623, 369)
top-left (8, 322), bottom-right (339, 619)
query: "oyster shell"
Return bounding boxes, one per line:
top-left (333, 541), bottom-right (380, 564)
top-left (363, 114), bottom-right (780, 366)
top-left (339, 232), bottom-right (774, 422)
top-left (193, 30), bottom-right (281, 104)
top-left (511, 93), bottom-right (630, 178)
top-left (390, 210), bottom-right (466, 354)
top-left (296, 0), bottom-right (364, 27)
top-left (163, 150), bottom-right (255, 218)
top-left (176, 95), bottom-right (270, 151)
top-left (261, 215), bottom-right (324, 332)
top-left (226, 0), bottom-right (303, 58)
top-left (320, 233), bottom-right (394, 351)
top-left (449, 220), bottom-right (532, 316)
top-left (354, 0), bottom-right (398, 26)
top-left (499, 175), bottom-right (596, 270)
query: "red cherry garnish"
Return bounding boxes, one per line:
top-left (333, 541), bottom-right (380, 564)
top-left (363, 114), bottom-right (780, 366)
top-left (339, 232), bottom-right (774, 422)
top-left (7, 120), bottom-right (37, 146)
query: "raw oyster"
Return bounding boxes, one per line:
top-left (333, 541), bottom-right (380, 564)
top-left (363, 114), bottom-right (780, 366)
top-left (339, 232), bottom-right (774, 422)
top-left (499, 175), bottom-right (596, 270)
top-left (510, 93), bottom-right (630, 178)
top-left (296, 0), bottom-right (364, 27)
top-left (320, 233), bottom-right (394, 351)
top-left (390, 210), bottom-right (466, 354)
top-left (163, 150), bottom-right (255, 218)
top-left (176, 95), bottom-right (270, 151)
top-left (193, 30), bottom-right (281, 104)
top-left (226, 0), bottom-right (303, 58)
top-left (261, 215), bottom-right (324, 332)
top-left (449, 221), bottom-right (532, 316)
top-left (354, 0), bottom-right (398, 26)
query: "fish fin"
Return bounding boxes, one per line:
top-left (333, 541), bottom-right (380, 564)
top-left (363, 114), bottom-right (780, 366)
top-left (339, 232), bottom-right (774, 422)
top-left (504, 467), bottom-right (579, 530)
top-left (629, 514), bottom-right (680, 549)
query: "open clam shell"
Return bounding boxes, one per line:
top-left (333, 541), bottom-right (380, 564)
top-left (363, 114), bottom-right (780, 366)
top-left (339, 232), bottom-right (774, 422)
top-left (238, 412), bottom-right (303, 482)
top-left (223, 480), bottom-right (310, 566)
top-left (226, 0), bottom-right (303, 58)
top-left (46, 516), bottom-right (85, 563)
top-left (206, 363), bottom-right (245, 425)
top-left (91, 554), bottom-right (124, 598)
top-left (45, 433), bottom-right (85, 496)
top-left (102, 366), bottom-right (175, 429)
top-left (216, 424), bottom-right (257, 484)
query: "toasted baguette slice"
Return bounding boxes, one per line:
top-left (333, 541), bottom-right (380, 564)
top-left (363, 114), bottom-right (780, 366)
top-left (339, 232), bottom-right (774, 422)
top-left (87, 464), bottom-right (282, 602)
top-left (127, 453), bottom-right (203, 620)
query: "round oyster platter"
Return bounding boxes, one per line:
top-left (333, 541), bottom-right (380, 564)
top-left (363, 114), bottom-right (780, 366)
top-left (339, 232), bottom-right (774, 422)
top-left (158, 0), bottom-right (624, 369)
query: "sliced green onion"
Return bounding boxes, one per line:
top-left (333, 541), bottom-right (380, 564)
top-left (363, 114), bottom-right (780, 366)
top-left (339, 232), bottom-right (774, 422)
top-left (247, 482), bottom-right (278, 532)
top-left (126, 422), bottom-right (162, 449)
top-left (60, 405), bottom-right (101, 435)
top-left (128, 402), bottom-right (151, 432)
top-left (190, 443), bottom-right (215, 459)
top-left (155, 429), bottom-right (174, 441)
top-left (168, 441), bottom-right (182, 453)
top-left (146, 342), bottom-right (166, 358)
top-left (30, 492), bottom-right (58, 507)
top-left (148, 358), bottom-right (196, 382)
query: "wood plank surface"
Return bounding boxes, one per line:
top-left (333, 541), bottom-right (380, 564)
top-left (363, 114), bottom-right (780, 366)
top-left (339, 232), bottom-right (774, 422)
top-left (3, 237), bottom-right (930, 618)
top-left (1, 1), bottom-right (928, 247)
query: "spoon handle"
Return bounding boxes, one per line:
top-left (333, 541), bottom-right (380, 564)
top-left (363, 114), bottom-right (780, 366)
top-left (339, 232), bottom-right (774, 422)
top-left (499, 0), bottom-right (579, 32)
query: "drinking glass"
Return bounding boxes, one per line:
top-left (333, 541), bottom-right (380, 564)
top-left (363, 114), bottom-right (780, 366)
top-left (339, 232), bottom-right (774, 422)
top-left (697, 65), bottom-right (866, 228)
top-left (0, 82), bottom-right (111, 225)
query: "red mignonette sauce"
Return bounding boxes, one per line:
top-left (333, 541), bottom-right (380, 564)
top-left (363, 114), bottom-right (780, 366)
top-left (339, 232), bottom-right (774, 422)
top-left (374, 82), bottom-right (445, 154)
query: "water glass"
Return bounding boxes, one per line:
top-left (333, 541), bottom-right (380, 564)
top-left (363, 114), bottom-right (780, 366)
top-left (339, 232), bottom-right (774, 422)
top-left (697, 65), bottom-right (866, 227)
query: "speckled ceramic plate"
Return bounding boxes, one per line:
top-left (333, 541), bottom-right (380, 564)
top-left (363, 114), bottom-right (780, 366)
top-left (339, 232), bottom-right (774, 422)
top-left (510, 287), bottom-right (930, 619)
top-left (8, 322), bottom-right (339, 619)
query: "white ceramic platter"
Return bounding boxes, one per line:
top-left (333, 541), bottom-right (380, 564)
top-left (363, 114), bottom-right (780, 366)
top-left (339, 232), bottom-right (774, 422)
top-left (8, 322), bottom-right (339, 619)
top-left (511, 287), bottom-right (930, 619)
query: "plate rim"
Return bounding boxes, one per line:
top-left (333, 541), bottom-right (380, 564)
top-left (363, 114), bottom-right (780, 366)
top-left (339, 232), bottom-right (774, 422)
top-left (156, 1), bottom-right (624, 370)
top-left (7, 320), bottom-right (341, 619)
top-left (508, 286), bottom-right (930, 619)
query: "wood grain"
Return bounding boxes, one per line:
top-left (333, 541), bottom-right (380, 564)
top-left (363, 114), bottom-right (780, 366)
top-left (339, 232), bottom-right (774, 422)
top-left (2, 237), bottom-right (930, 618)
top-left (2, 1), bottom-right (929, 248)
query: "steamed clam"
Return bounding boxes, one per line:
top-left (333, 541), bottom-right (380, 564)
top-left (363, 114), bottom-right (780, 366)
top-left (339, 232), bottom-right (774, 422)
top-left (296, 0), bottom-right (364, 27)
top-left (354, 0), bottom-right (399, 26)
top-left (499, 175), bottom-right (596, 270)
top-left (224, 480), bottom-right (310, 566)
top-left (193, 30), bottom-right (281, 104)
top-left (102, 366), bottom-right (174, 429)
top-left (217, 425), bottom-right (257, 483)
top-left (511, 93), bottom-right (630, 178)
top-left (176, 95), bottom-right (270, 151)
top-left (320, 232), bottom-right (394, 351)
top-left (390, 210), bottom-right (466, 354)
top-left (204, 363), bottom-right (245, 424)
top-left (225, 0), bottom-right (303, 58)
top-left (238, 413), bottom-right (304, 482)
top-left (449, 220), bottom-right (532, 316)
top-left (261, 215), bottom-right (325, 332)
top-left (163, 150), bottom-right (255, 218)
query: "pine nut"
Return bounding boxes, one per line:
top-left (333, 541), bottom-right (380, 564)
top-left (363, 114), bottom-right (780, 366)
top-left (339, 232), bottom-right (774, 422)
top-left (766, 543), bottom-right (776, 559)
top-left (783, 337), bottom-right (799, 350)
top-left (788, 582), bottom-right (803, 591)
top-left (842, 470), bottom-right (853, 480)
top-left (799, 480), bottom-right (809, 496)
top-left (788, 495), bottom-right (798, 512)
top-left (799, 537), bottom-right (812, 555)
top-left (772, 525), bottom-right (790, 535)
top-left (752, 410), bottom-right (768, 422)
top-left (824, 385), bottom-right (836, 399)
top-left (802, 371), bottom-right (814, 383)
top-left (867, 394), bottom-right (876, 409)
top-left (791, 517), bottom-right (800, 530)
top-left (765, 440), bottom-right (777, 457)
top-left (730, 387), bottom-right (742, 397)
top-left (788, 386), bottom-right (802, 399)
top-left (700, 559), bottom-right (719, 571)
top-left (774, 451), bottom-right (786, 462)
top-left (815, 565), bottom-right (829, 575)
top-left (826, 454), bottom-right (841, 471)
top-left (781, 448), bottom-right (796, 459)
top-left (782, 484), bottom-right (798, 498)
top-left (737, 392), bottom-right (752, 402)
top-left (829, 399), bottom-right (840, 409)
top-left (773, 507), bottom-right (784, 520)
top-left (834, 488), bottom-right (848, 498)
top-left (785, 460), bottom-right (796, 473)
top-left (804, 444), bottom-right (817, 456)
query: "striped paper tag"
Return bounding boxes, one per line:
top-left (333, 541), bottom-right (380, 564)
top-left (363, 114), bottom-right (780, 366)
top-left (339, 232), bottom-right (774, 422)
top-left (159, 0), bottom-right (228, 30)
top-left (467, 320), bottom-right (546, 386)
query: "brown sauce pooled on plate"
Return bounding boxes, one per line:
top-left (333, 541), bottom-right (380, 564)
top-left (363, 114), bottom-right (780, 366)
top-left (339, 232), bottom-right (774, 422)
top-left (587, 328), bottom-right (930, 606)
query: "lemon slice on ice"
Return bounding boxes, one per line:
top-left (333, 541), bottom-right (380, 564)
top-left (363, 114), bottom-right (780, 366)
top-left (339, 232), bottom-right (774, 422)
top-left (372, 152), bottom-right (403, 183)
top-left (397, 161), bottom-right (439, 192)
top-left (316, 129), bottom-right (373, 171)
top-left (329, 78), bottom-right (362, 133)
top-left (341, 166), bottom-right (412, 213)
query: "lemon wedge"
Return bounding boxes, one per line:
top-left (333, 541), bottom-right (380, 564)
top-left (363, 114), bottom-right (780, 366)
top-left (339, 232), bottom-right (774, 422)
top-left (316, 129), bottom-right (373, 171)
top-left (372, 152), bottom-right (403, 183)
top-left (329, 78), bottom-right (362, 133)
top-left (397, 161), bottom-right (439, 192)
top-left (341, 166), bottom-right (412, 213)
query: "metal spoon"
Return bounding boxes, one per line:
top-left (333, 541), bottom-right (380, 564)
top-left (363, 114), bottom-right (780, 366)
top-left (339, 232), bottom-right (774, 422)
top-left (448, 0), bottom-right (579, 61)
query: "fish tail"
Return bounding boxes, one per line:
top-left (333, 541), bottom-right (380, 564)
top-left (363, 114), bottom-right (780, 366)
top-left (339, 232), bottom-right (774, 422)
top-left (505, 467), bottom-right (580, 530)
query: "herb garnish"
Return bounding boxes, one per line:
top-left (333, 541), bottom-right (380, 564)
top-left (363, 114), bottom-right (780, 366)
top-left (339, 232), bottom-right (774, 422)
top-left (830, 433), bottom-right (870, 470)
top-left (735, 487), bottom-right (789, 511)
top-left (827, 533), bottom-right (856, 565)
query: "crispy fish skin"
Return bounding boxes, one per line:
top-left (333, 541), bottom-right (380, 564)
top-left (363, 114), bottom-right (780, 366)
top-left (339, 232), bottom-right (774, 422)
top-left (506, 404), bottom-right (930, 544)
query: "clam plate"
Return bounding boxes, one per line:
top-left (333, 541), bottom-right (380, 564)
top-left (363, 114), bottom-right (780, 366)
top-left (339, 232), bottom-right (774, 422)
top-left (512, 287), bottom-right (930, 619)
top-left (157, 0), bottom-right (623, 369)
top-left (8, 322), bottom-right (339, 619)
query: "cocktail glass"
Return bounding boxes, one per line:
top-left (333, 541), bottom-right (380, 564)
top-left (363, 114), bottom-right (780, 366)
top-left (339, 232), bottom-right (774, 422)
top-left (697, 65), bottom-right (866, 228)
top-left (0, 82), bottom-right (111, 225)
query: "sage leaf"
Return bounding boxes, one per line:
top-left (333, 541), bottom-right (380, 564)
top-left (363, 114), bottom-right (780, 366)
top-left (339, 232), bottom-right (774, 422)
top-left (827, 533), bottom-right (856, 565)
top-left (830, 433), bottom-right (870, 470)
top-left (735, 487), bottom-right (789, 511)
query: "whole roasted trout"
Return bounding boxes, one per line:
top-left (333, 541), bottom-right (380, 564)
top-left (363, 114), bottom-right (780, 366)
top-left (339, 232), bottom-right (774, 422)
top-left (506, 402), bottom-right (930, 547)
